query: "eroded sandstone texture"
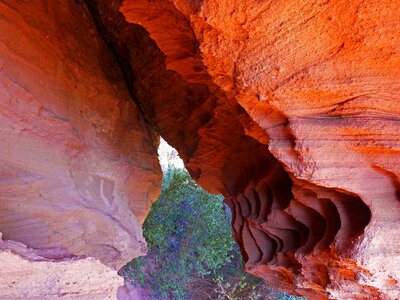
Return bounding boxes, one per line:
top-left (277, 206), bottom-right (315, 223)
top-left (0, 233), bottom-right (123, 299)
top-left (1, 0), bottom-right (399, 299)
top-left (0, 0), bottom-right (161, 298)
top-left (93, 0), bottom-right (399, 298)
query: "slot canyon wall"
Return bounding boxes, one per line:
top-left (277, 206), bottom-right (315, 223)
top-left (0, 0), bottom-right (161, 298)
top-left (0, 0), bottom-right (399, 299)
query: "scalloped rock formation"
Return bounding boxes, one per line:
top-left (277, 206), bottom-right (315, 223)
top-left (1, 0), bottom-right (399, 299)
top-left (96, 0), bottom-right (399, 298)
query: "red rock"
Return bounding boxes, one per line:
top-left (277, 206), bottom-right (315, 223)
top-left (0, 0), bottom-right (161, 297)
top-left (116, 0), bottom-right (399, 298)
top-left (1, 0), bottom-right (400, 299)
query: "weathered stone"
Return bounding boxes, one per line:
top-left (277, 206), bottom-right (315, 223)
top-left (0, 234), bottom-right (122, 299)
top-left (1, 0), bottom-right (399, 298)
top-left (0, 0), bottom-right (161, 297)
top-left (116, 0), bottom-right (400, 298)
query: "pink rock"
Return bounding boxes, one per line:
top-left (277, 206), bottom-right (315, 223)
top-left (0, 0), bottom-right (161, 298)
top-left (0, 234), bottom-right (123, 299)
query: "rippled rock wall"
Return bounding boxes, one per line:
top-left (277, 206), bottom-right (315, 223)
top-left (1, 0), bottom-right (399, 299)
top-left (109, 0), bottom-right (400, 298)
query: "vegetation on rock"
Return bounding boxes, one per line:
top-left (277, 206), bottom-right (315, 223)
top-left (121, 167), bottom-right (306, 300)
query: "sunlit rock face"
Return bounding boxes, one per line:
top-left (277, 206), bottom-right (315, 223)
top-left (92, 0), bottom-right (398, 298)
top-left (0, 0), bottom-right (161, 295)
top-left (1, 0), bottom-right (399, 299)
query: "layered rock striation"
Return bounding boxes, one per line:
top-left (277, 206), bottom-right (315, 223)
top-left (1, 0), bottom-right (399, 299)
top-left (109, 0), bottom-right (400, 298)
top-left (0, 0), bottom-right (161, 297)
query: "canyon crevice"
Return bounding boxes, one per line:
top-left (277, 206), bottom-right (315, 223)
top-left (0, 0), bottom-right (399, 299)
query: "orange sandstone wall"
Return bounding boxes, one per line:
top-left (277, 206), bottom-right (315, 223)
top-left (0, 0), bottom-right (399, 299)
top-left (116, 0), bottom-right (399, 298)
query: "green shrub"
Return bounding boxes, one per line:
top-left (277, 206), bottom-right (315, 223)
top-left (121, 167), bottom-right (307, 300)
top-left (121, 167), bottom-right (234, 299)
